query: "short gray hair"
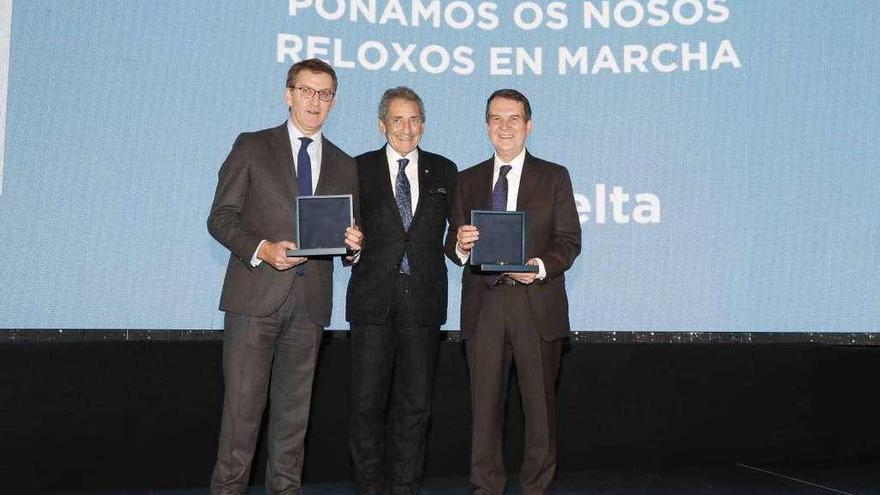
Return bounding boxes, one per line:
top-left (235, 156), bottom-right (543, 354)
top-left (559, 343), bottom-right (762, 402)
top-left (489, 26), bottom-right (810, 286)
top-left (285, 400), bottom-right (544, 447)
top-left (378, 86), bottom-right (426, 123)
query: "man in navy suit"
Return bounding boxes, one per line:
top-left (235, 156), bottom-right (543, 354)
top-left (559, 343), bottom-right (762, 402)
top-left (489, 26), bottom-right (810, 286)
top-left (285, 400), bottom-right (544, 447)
top-left (346, 87), bottom-right (457, 495)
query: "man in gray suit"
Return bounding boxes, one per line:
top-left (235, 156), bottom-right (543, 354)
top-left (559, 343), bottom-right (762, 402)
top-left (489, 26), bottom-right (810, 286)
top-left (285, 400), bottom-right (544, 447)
top-left (207, 58), bottom-right (363, 495)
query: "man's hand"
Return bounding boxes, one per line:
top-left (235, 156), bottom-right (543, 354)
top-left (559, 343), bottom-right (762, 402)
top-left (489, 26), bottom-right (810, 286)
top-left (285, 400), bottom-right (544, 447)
top-left (258, 240), bottom-right (307, 271)
top-left (506, 258), bottom-right (539, 285)
top-left (344, 225), bottom-right (364, 262)
top-left (456, 225), bottom-right (479, 254)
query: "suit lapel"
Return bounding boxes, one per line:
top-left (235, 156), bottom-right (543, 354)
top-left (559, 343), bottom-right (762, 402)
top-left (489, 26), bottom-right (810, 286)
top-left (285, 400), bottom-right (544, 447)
top-left (476, 158), bottom-right (494, 212)
top-left (314, 136), bottom-right (335, 195)
top-left (269, 123), bottom-right (299, 199)
top-left (409, 148), bottom-right (432, 228)
top-left (516, 150), bottom-right (538, 211)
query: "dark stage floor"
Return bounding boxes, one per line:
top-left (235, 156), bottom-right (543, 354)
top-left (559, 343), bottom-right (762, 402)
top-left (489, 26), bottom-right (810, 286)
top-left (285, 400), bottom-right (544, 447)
top-left (50, 461), bottom-right (880, 495)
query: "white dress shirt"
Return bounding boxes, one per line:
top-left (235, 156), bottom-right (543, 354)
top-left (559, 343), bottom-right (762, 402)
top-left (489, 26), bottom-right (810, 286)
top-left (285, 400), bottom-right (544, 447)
top-left (491, 147), bottom-right (526, 212)
top-left (386, 146), bottom-right (420, 215)
top-left (288, 120), bottom-right (322, 193)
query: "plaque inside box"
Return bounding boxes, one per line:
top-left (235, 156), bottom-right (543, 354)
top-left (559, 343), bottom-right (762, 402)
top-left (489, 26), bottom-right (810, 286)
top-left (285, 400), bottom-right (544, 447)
top-left (469, 210), bottom-right (538, 273)
top-left (287, 194), bottom-right (353, 257)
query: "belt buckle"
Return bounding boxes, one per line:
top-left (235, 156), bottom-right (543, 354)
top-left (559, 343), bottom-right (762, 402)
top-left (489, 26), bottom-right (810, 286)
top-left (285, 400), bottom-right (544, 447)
top-left (500, 276), bottom-right (518, 287)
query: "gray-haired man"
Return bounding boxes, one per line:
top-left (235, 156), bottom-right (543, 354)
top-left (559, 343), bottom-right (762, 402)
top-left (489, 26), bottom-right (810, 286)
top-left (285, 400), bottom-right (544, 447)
top-left (346, 87), bottom-right (457, 495)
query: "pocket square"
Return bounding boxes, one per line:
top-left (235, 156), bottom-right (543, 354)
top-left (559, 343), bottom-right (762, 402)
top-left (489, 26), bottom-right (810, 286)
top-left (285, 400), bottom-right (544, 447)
top-left (428, 185), bottom-right (447, 196)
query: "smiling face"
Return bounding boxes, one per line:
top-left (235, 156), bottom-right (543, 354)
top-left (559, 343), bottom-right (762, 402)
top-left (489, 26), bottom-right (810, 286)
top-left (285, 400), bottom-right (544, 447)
top-left (380, 98), bottom-right (424, 156)
top-left (486, 96), bottom-right (532, 163)
top-left (285, 70), bottom-right (335, 135)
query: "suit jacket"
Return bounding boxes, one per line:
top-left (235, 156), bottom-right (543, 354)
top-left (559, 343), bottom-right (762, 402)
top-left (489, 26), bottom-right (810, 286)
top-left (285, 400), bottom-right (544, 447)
top-left (208, 123), bottom-right (358, 325)
top-left (346, 146), bottom-right (457, 326)
top-left (445, 151), bottom-right (581, 341)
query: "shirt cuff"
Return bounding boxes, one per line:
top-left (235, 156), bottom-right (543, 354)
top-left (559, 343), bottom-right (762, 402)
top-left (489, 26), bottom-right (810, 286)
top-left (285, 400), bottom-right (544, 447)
top-left (455, 243), bottom-right (470, 264)
top-left (535, 258), bottom-right (546, 280)
top-left (250, 240), bottom-right (267, 267)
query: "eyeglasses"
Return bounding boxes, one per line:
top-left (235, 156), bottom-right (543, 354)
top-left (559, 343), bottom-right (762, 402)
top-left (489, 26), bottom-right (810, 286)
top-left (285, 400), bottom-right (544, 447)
top-left (290, 85), bottom-right (335, 102)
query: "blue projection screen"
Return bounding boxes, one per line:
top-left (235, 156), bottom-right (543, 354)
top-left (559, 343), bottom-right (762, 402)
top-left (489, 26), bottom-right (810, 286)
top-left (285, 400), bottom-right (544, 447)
top-left (0, 1), bottom-right (878, 332)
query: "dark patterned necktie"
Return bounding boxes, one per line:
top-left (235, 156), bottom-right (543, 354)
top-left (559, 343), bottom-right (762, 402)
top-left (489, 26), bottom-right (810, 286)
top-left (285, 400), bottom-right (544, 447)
top-left (297, 137), bottom-right (313, 196)
top-left (492, 165), bottom-right (512, 211)
top-left (396, 158), bottom-right (412, 274)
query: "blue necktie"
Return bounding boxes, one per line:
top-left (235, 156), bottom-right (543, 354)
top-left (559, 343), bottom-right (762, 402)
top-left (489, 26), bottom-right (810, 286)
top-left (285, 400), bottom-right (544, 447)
top-left (396, 158), bottom-right (412, 274)
top-left (487, 165), bottom-right (512, 286)
top-left (295, 137), bottom-right (313, 277)
top-left (297, 137), bottom-right (313, 196)
top-left (492, 165), bottom-right (512, 211)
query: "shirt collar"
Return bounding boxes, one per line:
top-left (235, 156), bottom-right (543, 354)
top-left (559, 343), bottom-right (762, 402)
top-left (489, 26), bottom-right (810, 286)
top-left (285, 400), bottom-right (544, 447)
top-left (385, 145), bottom-right (419, 167)
top-left (493, 147), bottom-right (526, 175)
top-left (287, 120), bottom-right (322, 146)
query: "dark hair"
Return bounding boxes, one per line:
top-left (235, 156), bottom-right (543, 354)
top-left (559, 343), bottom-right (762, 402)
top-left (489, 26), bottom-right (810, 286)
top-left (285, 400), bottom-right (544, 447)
top-left (485, 89), bottom-right (532, 123)
top-left (378, 86), bottom-right (426, 123)
top-left (286, 58), bottom-right (338, 92)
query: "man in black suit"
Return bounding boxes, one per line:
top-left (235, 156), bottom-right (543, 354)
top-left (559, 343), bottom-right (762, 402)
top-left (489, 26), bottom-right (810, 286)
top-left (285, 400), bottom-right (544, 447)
top-left (446, 89), bottom-right (581, 495)
top-left (207, 58), bottom-right (363, 495)
top-left (346, 87), bottom-right (457, 495)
